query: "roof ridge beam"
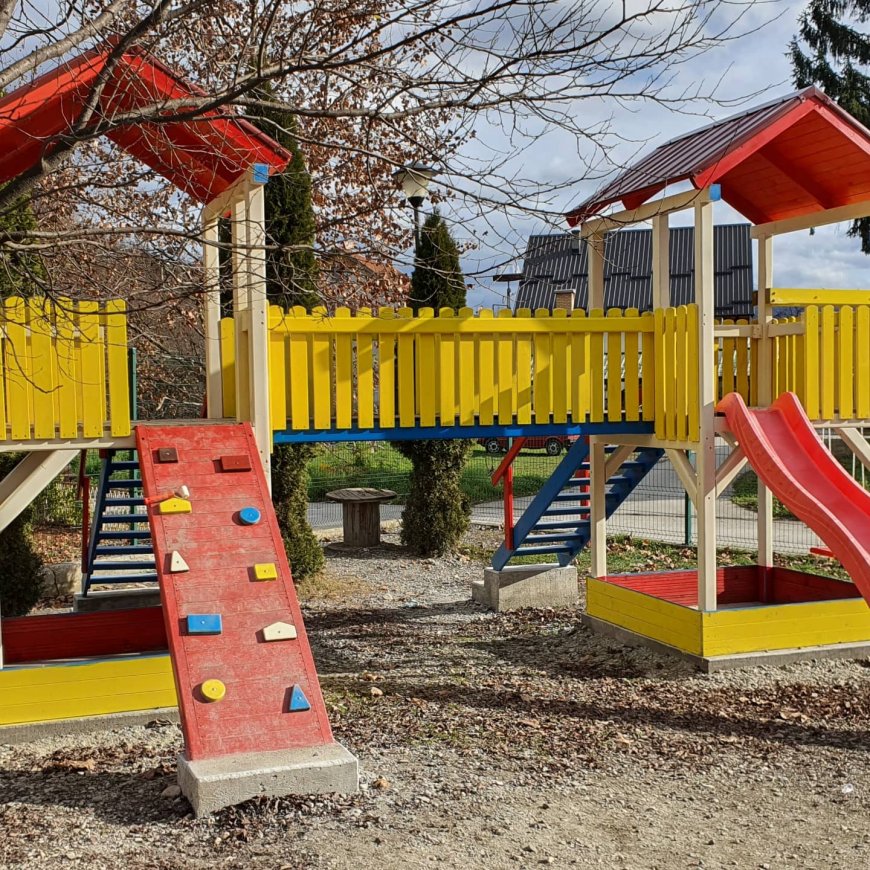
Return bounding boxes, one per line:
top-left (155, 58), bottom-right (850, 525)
top-left (579, 186), bottom-right (720, 238)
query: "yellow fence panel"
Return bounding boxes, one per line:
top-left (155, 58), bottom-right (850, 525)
top-left (0, 297), bottom-right (130, 442)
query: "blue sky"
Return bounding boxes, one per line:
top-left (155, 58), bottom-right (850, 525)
top-left (450, 0), bottom-right (870, 309)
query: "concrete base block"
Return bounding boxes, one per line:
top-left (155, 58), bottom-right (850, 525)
top-left (74, 588), bottom-right (162, 612)
top-left (177, 742), bottom-right (359, 816)
top-left (473, 564), bottom-right (578, 612)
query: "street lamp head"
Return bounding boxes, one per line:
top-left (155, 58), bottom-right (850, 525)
top-left (392, 162), bottom-right (438, 207)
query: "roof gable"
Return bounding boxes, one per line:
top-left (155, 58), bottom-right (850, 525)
top-left (566, 88), bottom-right (870, 227)
top-left (0, 48), bottom-right (290, 204)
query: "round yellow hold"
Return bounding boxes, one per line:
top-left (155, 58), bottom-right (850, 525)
top-left (201, 679), bottom-right (226, 702)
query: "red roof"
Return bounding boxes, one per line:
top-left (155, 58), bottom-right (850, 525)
top-left (0, 48), bottom-right (291, 204)
top-left (566, 87), bottom-right (870, 227)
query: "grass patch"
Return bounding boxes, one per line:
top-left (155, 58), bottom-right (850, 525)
top-left (294, 568), bottom-right (369, 602)
top-left (730, 470), bottom-right (795, 519)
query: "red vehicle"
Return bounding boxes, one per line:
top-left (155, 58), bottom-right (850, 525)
top-left (477, 435), bottom-right (579, 456)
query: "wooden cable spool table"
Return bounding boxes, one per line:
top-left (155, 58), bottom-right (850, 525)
top-left (325, 487), bottom-right (397, 547)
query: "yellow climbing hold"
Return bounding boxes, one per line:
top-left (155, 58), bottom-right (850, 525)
top-left (158, 497), bottom-right (192, 515)
top-left (201, 679), bottom-right (226, 702)
top-left (253, 563), bottom-right (278, 581)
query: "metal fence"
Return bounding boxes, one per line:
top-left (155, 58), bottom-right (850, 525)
top-left (32, 435), bottom-right (868, 557)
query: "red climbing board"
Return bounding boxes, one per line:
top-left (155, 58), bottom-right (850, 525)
top-left (136, 423), bottom-right (335, 761)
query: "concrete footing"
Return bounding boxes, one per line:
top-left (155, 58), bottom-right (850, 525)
top-left (583, 614), bottom-right (870, 673)
top-left (472, 564), bottom-right (579, 612)
top-left (176, 742), bottom-right (359, 816)
top-left (74, 588), bottom-right (162, 612)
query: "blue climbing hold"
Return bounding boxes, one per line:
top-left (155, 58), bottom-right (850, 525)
top-left (239, 506), bottom-right (261, 525)
top-left (187, 613), bottom-right (222, 635)
top-left (288, 685), bottom-right (311, 712)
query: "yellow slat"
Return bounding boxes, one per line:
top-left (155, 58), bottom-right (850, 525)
top-left (496, 309), bottom-right (515, 424)
top-left (821, 305), bottom-right (836, 420)
top-left (721, 319), bottom-right (735, 399)
top-left (653, 308), bottom-right (666, 439)
top-left (286, 308), bottom-right (310, 430)
top-left (311, 306), bottom-right (332, 430)
top-left (458, 308), bottom-right (476, 425)
top-left (838, 305), bottom-right (854, 420)
top-left (333, 307), bottom-right (353, 428)
top-left (551, 310), bottom-right (568, 424)
top-left (52, 299), bottom-right (77, 438)
top-left (378, 308), bottom-right (396, 428)
top-left (687, 305), bottom-right (700, 441)
top-left (749, 329), bottom-right (759, 407)
top-left (606, 309), bottom-right (622, 423)
top-left (104, 299), bottom-right (130, 436)
top-left (675, 306), bottom-right (688, 441)
top-left (663, 307), bottom-right (677, 440)
top-left (589, 308), bottom-right (604, 423)
top-left (356, 308), bottom-right (374, 429)
top-left (268, 306), bottom-right (287, 432)
top-left (436, 308), bottom-right (456, 425)
top-left (397, 307), bottom-right (416, 427)
top-left (77, 301), bottom-right (104, 438)
top-left (5, 297), bottom-right (31, 439)
top-left (219, 317), bottom-right (236, 418)
top-left (416, 307), bottom-right (437, 426)
top-left (28, 297), bottom-right (56, 439)
top-left (623, 308), bottom-right (640, 421)
top-left (478, 309), bottom-right (496, 424)
top-left (856, 307), bottom-right (870, 419)
top-left (803, 306), bottom-right (820, 419)
top-left (515, 308), bottom-right (533, 424)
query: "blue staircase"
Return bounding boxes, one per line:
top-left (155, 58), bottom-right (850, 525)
top-left (82, 449), bottom-right (156, 594)
top-left (492, 441), bottom-right (664, 570)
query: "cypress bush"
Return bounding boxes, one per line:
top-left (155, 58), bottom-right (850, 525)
top-left (0, 453), bottom-right (44, 616)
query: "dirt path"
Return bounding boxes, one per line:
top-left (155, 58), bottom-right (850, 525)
top-left (2, 531), bottom-right (869, 869)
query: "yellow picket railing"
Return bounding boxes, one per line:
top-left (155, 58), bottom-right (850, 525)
top-left (221, 305), bottom-right (665, 432)
top-left (654, 305), bottom-right (700, 442)
top-left (0, 297), bottom-right (130, 441)
top-left (803, 305), bottom-right (870, 421)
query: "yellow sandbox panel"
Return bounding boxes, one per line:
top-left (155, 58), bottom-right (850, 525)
top-left (587, 578), bottom-right (702, 655)
top-left (701, 599), bottom-right (870, 657)
top-left (0, 655), bottom-right (177, 725)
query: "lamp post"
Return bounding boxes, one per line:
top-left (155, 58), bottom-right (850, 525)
top-left (392, 162), bottom-right (438, 252)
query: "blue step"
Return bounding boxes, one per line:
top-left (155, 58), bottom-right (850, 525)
top-left (96, 529), bottom-right (151, 540)
top-left (104, 497), bottom-right (145, 507)
top-left (106, 479), bottom-right (143, 488)
top-left (87, 573), bottom-right (158, 585)
top-left (99, 513), bottom-right (149, 524)
top-left (493, 444), bottom-right (664, 570)
top-left (94, 545), bottom-right (154, 556)
top-left (107, 460), bottom-right (139, 470)
top-left (90, 560), bottom-right (155, 570)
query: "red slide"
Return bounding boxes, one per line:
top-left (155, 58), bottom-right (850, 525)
top-left (717, 392), bottom-right (870, 603)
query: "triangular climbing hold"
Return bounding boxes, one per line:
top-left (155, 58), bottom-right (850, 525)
top-left (169, 551), bottom-right (189, 573)
top-left (288, 685), bottom-right (311, 712)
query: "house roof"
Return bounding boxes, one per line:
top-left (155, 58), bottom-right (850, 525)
top-left (566, 87), bottom-right (870, 226)
top-left (516, 224), bottom-right (753, 316)
top-left (0, 48), bottom-right (290, 204)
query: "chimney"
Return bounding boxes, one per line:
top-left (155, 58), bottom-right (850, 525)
top-left (553, 289), bottom-right (576, 313)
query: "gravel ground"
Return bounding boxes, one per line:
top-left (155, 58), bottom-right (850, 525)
top-left (2, 527), bottom-right (870, 869)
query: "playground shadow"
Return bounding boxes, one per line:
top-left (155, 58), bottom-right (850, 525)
top-left (360, 675), bottom-right (870, 755)
top-left (0, 766), bottom-right (192, 825)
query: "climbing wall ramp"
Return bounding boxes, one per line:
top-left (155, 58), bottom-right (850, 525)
top-left (135, 423), bottom-right (357, 814)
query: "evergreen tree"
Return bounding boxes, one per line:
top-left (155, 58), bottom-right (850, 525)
top-left (0, 186), bottom-right (45, 297)
top-left (397, 212), bottom-right (471, 556)
top-left (249, 92), bottom-right (324, 578)
top-left (791, 1), bottom-right (870, 250)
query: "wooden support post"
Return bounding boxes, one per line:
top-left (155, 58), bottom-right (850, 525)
top-left (652, 214), bottom-right (670, 309)
top-left (587, 233), bottom-right (605, 311)
top-left (202, 215), bottom-right (223, 419)
top-left (245, 183), bottom-right (272, 485)
top-left (756, 234), bottom-right (774, 568)
top-left (231, 195), bottom-right (251, 424)
top-left (694, 198), bottom-right (717, 611)
top-left (590, 439), bottom-right (607, 578)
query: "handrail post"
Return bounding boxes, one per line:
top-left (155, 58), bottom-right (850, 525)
top-left (504, 462), bottom-right (514, 551)
top-left (78, 450), bottom-right (90, 575)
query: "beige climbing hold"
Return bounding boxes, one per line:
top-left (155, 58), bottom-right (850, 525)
top-left (169, 551), bottom-right (189, 573)
top-left (262, 621), bottom-right (297, 642)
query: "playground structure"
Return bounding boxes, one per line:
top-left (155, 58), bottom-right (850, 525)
top-left (1, 61), bottom-right (870, 811)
